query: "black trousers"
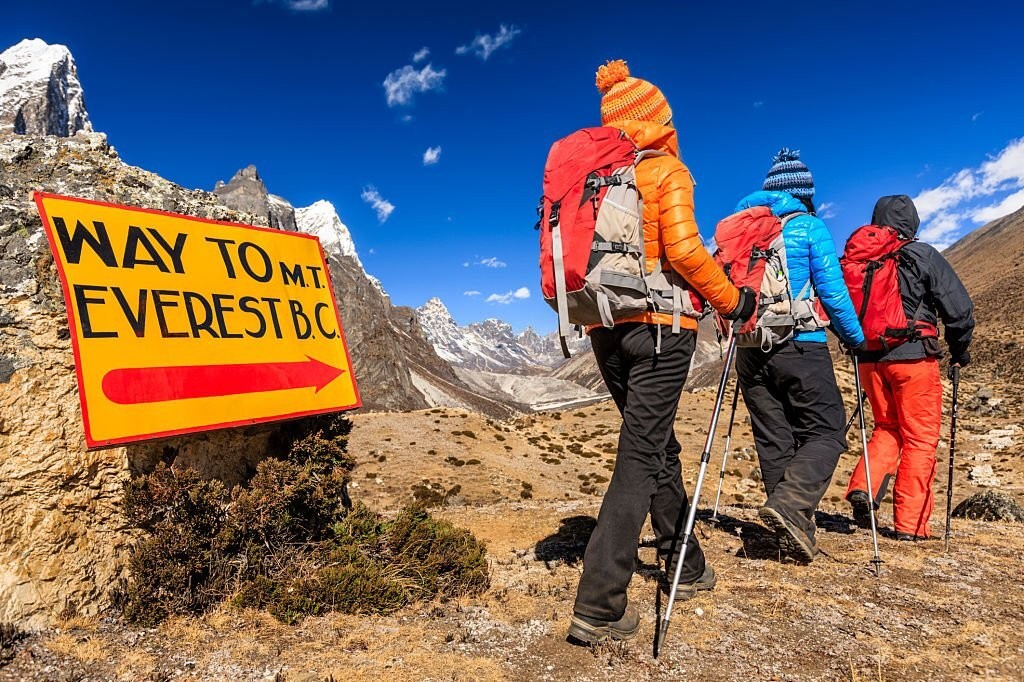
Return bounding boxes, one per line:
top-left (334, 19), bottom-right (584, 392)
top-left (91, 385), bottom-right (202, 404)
top-left (573, 323), bottom-right (705, 621)
top-left (736, 341), bottom-right (847, 539)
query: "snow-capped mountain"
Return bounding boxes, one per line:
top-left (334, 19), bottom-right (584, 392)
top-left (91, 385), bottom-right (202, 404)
top-left (0, 38), bottom-right (91, 136)
top-left (517, 325), bottom-right (591, 368)
top-left (294, 199), bottom-right (386, 295)
top-left (295, 200), bottom-right (364, 269)
top-left (416, 298), bottom-right (589, 373)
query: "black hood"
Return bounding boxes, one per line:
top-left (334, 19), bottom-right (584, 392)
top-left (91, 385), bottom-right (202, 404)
top-left (871, 195), bottom-right (920, 239)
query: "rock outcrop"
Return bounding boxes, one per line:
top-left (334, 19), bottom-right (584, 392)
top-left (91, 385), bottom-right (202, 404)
top-left (0, 39), bottom-right (91, 137)
top-left (212, 165), bottom-right (297, 232)
top-left (0, 132), bottom-right (288, 628)
top-left (953, 491), bottom-right (1024, 523)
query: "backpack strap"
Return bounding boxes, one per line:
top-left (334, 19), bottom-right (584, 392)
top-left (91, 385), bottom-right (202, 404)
top-left (635, 149), bottom-right (669, 163)
top-left (647, 258), bottom-right (685, 335)
top-left (548, 200), bottom-right (572, 357)
top-left (779, 211), bottom-right (806, 228)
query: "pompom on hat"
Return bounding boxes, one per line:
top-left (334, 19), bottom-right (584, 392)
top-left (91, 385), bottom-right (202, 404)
top-left (596, 59), bottom-right (672, 127)
top-left (763, 148), bottom-right (815, 198)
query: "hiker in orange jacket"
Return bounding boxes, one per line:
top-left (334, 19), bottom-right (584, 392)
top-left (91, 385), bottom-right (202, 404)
top-left (569, 60), bottom-right (755, 644)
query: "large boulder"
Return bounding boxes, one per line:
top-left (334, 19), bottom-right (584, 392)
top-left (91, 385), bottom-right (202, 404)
top-left (0, 132), bottom-right (284, 628)
top-left (953, 491), bottom-right (1024, 523)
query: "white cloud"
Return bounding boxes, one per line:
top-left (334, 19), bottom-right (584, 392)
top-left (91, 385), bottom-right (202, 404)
top-left (972, 187), bottom-right (1024, 224)
top-left (360, 186), bottom-right (395, 223)
top-left (464, 290), bottom-right (481, 297)
top-left (456, 24), bottom-right (521, 60)
top-left (475, 256), bottom-right (506, 268)
top-left (972, 111), bottom-right (984, 122)
top-left (486, 287), bottom-right (530, 304)
top-left (817, 201), bottom-right (837, 219)
top-left (412, 47), bottom-right (430, 63)
top-left (423, 145), bottom-right (442, 165)
top-left (912, 137), bottom-right (1024, 250)
top-left (383, 63), bottom-right (446, 107)
top-left (266, 0), bottom-right (330, 10)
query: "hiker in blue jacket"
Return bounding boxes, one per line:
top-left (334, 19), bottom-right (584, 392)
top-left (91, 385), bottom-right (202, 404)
top-left (734, 149), bottom-right (865, 562)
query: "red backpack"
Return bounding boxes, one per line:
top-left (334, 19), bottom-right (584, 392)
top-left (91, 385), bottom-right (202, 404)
top-left (713, 207), bottom-right (828, 350)
top-left (538, 127), bottom-right (698, 356)
top-left (841, 225), bottom-right (937, 352)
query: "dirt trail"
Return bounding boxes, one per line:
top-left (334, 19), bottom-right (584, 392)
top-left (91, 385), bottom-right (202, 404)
top-left (2, 362), bottom-right (1022, 681)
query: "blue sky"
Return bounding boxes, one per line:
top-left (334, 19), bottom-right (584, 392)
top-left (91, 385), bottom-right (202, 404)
top-left (5, 0), bottom-right (1023, 332)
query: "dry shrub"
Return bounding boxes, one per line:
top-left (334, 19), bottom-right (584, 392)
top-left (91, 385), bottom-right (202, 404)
top-left (1, 623), bottom-right (27, 666)
top-left (114, 415), bottom-right (488, 626)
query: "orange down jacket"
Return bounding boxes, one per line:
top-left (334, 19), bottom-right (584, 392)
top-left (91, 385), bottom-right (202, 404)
top-left (608, 120), bottom-right (739, 329)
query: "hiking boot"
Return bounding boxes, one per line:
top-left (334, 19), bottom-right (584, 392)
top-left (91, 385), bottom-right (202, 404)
top-left (758, 506), bottom-right (816, 564)
top-left (895, 532), bottom-right (926, 542)
top-left (661, 564), bottom-right (717, 600)
top-left (848, 491), bottom-right (874, 529)
top-left (568, 604), bottom-right (641, 644)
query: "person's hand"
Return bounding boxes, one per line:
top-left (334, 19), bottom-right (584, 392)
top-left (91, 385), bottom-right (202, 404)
top-left (948, 349), bottom-right (969, 381)
top-left (722, 286), bottom-right (757, 322)
top-left (843, 340), bottom-right (867, 355)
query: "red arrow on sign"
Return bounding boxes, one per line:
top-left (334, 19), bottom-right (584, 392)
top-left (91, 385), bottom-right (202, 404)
top-left (101, 356), bottom-right (345, 405)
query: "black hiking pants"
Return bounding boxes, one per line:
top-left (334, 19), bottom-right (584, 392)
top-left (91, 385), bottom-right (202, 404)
top-left (573, 323), bottom-right (705, 622)
top-left (736, 341), bottom-right (847, 541)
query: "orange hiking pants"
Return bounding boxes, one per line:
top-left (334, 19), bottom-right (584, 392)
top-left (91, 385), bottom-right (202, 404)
top-left (845, 358), bottom-right (942, 537)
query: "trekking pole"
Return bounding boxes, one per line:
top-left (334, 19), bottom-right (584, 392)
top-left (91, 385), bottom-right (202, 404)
top-left (711, 381), bottom-right (741, 522)
top-left (656, 329), bottom-right (738, 658)
top-left (944, 365), bottom-right (961, 552)
top-left (844, 392), bottom-right (868, 436)
top-left (852, 356), bottom-right (883, 577)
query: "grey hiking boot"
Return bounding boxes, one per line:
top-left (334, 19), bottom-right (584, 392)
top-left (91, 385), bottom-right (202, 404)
top-left (758, 506), bottom-right (816, 564)
top-left (848, 490), bottom-right (874, 529)
top-left (661, 564), bottom-right (717, 600)
top-left (568, 604), bottom-right (641, 644)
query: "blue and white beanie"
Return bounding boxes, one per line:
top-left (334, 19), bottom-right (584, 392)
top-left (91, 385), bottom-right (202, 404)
top-left (762, 148), bottom-right (814, 198)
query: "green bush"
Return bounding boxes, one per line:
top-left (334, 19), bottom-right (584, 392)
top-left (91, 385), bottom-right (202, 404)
top-left (115, 415), bottom-right (489, 626)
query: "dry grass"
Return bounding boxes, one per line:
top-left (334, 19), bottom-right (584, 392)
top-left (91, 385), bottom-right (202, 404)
top-left (3, 367), bottom-right (1021, 681)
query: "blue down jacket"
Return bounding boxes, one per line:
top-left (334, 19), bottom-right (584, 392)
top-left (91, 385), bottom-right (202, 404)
top-left (734, 191), bottom-right (864, 346)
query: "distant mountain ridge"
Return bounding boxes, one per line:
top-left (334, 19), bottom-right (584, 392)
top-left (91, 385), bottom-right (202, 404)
top-left (415, 297), bottom-right (590, 373)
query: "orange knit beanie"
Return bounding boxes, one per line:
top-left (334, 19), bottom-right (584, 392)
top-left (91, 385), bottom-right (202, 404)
top-left (596, 60), bottom-right (672, 126)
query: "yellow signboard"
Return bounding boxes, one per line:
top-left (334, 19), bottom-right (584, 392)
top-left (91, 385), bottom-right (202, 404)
top-left (35, 192), bottom-right (361, 448)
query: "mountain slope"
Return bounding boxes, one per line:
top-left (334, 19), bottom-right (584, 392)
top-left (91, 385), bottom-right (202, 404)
top-left (0, 38), bottom-right (91, 136)
top-left (943, 204), bottom-right (1024, 382)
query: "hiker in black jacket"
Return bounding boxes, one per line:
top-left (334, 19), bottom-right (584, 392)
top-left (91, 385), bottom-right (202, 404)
top-left (845, 195), bottom-right (975, 540)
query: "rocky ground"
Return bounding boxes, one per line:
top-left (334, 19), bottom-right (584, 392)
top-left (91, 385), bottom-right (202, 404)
top-left (2, 356), bottom-right (1021, 681)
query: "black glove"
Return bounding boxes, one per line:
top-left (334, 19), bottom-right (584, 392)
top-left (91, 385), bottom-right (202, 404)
top-left (843, 340), bottom-right (868, 355)
top-left (948, 349), bottom-right (969, 381)
top-left (723, 286), bottom-right (757, 322)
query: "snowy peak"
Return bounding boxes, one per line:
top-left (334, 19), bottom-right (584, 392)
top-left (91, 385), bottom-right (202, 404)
top-left (0, 38), bottom-right (92, 136)
top-left (295, 200), bottom-right (363, 268)
top-left (294, 199), bottom-right (387, 296)
top-left (419, 297), bottom-right (455, 324)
